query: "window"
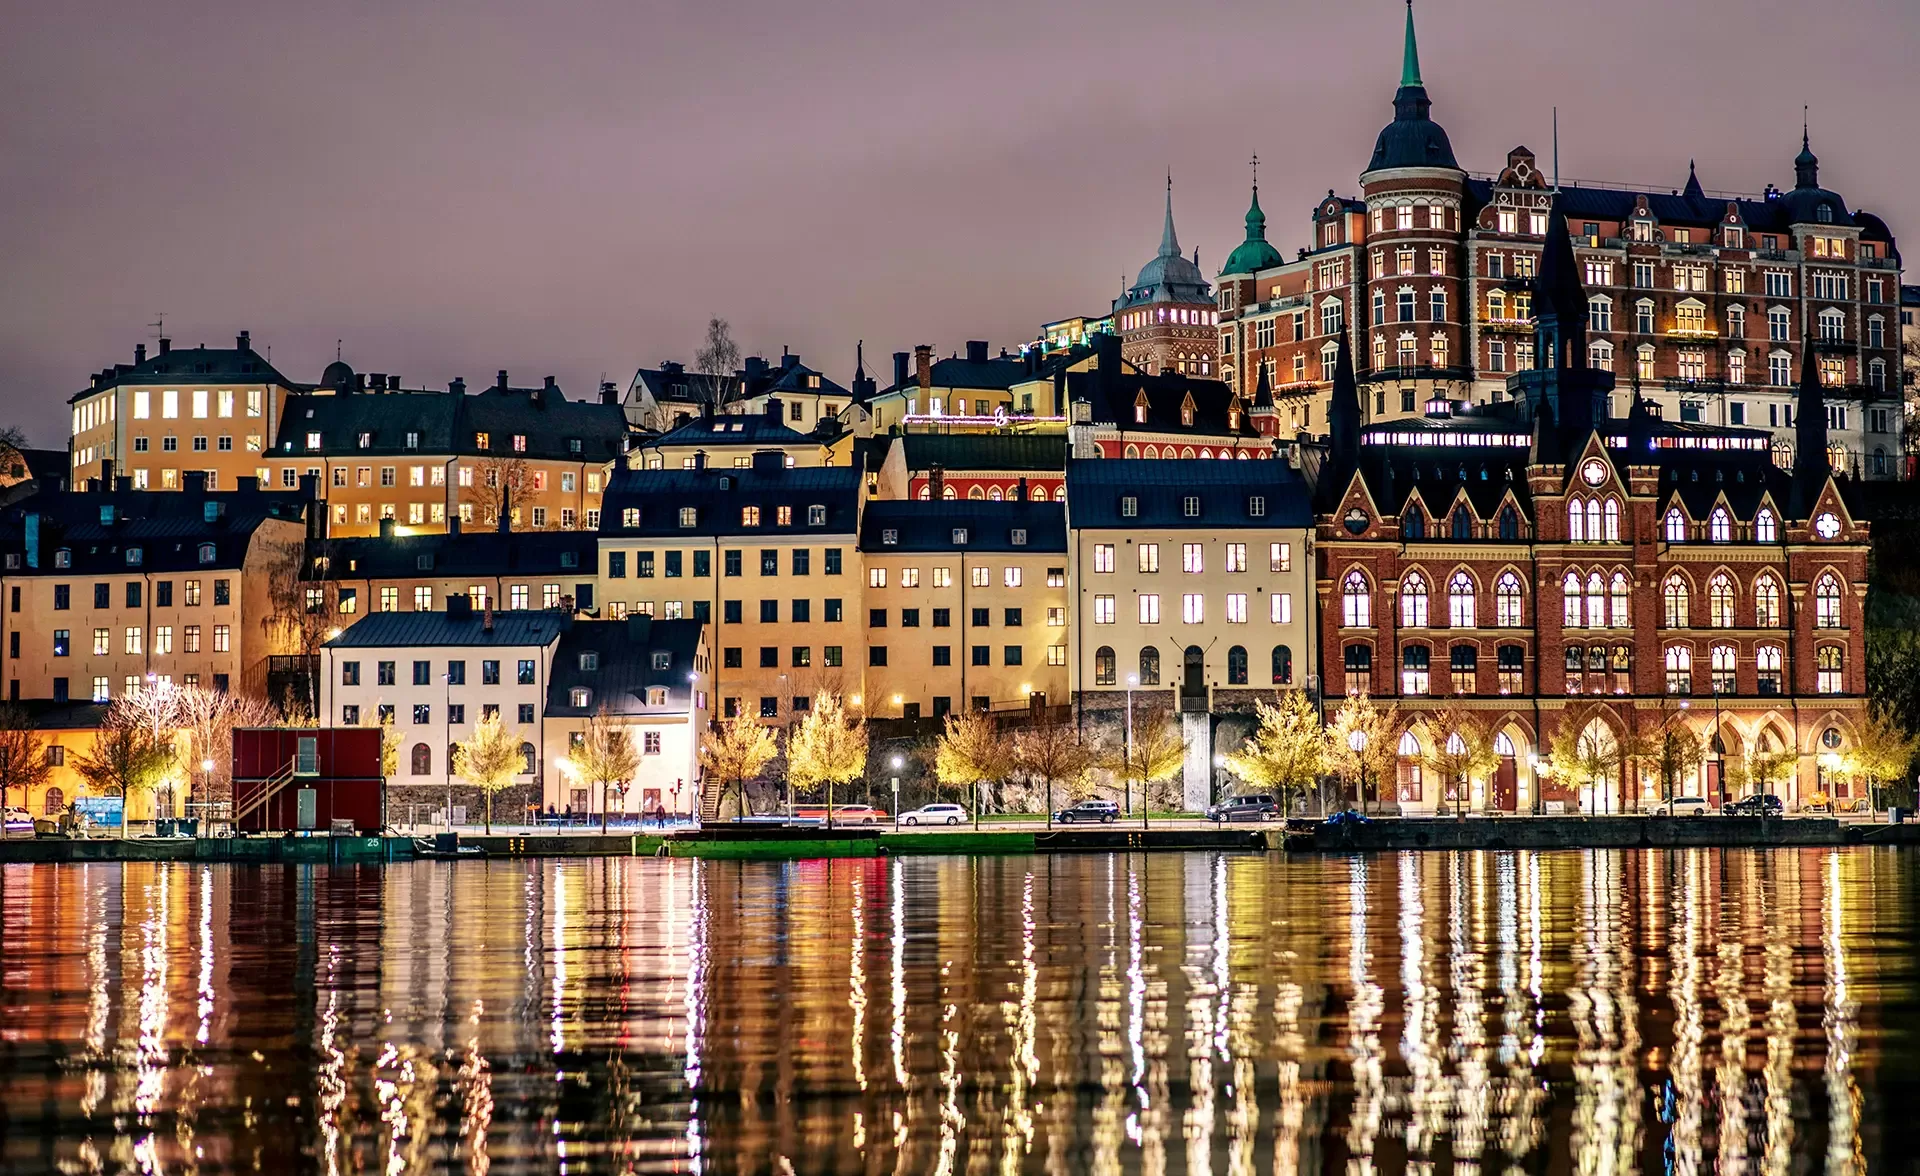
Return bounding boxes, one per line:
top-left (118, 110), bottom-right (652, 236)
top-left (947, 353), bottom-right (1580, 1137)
top-left (1226, 593), bottom-right (1248, 623)
top-left (1401, 645), bottom-right (1431, 695)
top-left (1663, 574), bottom-right (1690, 627)
top-left (1708, 573), bottom-right (1736, 628)
top-left (1708, 507), bottom-right (1732, 543)
top-left (1342, 572), bottom-right (1371, 627)
top-left (1120, 496), bottom-right (1138, 518)
top-left (1710, 645), bottom-right (1737, 695)
top-left (1181, 594), bottom-right (1204, 624)
top-left (1450, 645), bottom-right (1477, 694)
top-left (1814, 573), bottom-right (1843, 628)
top-left (1270, 543), bottom-right (1292, 573)
top-left (1182, 496), bottom-right (1200, 518)
top-left (414, 586), bottom-right (433, 611)
top-left (1495, 573), bottom-right (1522, 627)
top-left (1754, 576), bottom-right (1781, 627)
top-left (1094, 646), bottom-right (1116, 686)
top-left (1004, 567), bottom-right (1022, 588)
top-left (1182, 543), bottom-right (1203, 574)
top-left (1447, 573), bottom-right (1475, 627)
top-left (1756, 645), bottom-right (1783, 694)
top-left (1225, 645), bottom-right (1248, 685)
top-left (1664, 509), bottom-right (1687, 542)
top-left (1817, 646), bottom-right (1844, 694)
top-left (1138, 594), bottom-right (1160, 624)
top-left (1401, 573), bottom-right (1429, 627)
top-left (1094, 595), bottom-right (1115, 625)
top-left (1137, 544), bottom-right (1159, 573)
top-left (1665, 646), bottom-right (1692, 694)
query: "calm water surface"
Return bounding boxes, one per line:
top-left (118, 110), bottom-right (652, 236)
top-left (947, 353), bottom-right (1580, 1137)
top-left (3, 849), bottom-right (1919, 1174)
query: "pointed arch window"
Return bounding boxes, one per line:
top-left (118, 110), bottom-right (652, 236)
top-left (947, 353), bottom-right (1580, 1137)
top-left (1586, 573), bottom-right (1605, 628)
top-left (1447, 572), bottom-right (1476, 628)
top-left (1817, 645), bottom-right (1845, 693)
top-left (1495, 573), bottom-right (1523, 627)
top-left (1664, 508), bottom-right (1687, 542)
top-left (1610, 572), bottom-right (1631, 628)
top-left (1754, 575), bottom-right (1781, 627)
top-left (1584, 499), bottom-right (1602, 542)
top-left (1133, 393), bottom-right (1149, 424)
top-left (1664, 646), bottom-right (1693, 694)
top-left (1498, 506), bottom-right (1519, 540)
top-left (1602, 499), bottom-right (1620, 541)
top-left (1709, 507), bottom-right (1732, 542)
top-left (1567, 498), bottom-right (1586, 542)
top-left (1708, 573), bottom-right (1736, 627)
top-left (1663, 574), bottom-right (1690, 627)
top-left (1401, 573), bottom-right (1430, 627)
top-left (1756, 645), bottom-right (1783, 694)
top-left (1403, 509), bottom-right (1426, 540)
top-left (1342, 572), bottom-right (1371, 628)
top-left (1451, 508), bottom-right (1472, 539)
top-left (1814, 573), bottom-right (1843, 628)
top-left (1711, 644), bottom-right (1737, 694)
top-left (1563, 572), bottom-right (1583, 628)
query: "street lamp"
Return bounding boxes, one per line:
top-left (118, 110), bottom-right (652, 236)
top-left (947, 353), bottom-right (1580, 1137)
top-left (890, 754), bottom-right (903, 828)
top-left (1125, 673), bottom-right (1138, 822)
top-left (1531, 755), bottom-right (1551, 815)
top-left (1348, 728), bottom-right (1368, 814)
top-left (1211, 752), bottom-right (1225, 814)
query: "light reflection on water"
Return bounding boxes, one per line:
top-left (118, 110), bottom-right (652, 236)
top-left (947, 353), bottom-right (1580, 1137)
top-left (1, 848), bottom-right (1918, 1173)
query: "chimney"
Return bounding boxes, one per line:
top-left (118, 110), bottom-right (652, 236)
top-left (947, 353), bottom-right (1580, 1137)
top-left (496, 370), bottom-right (509, 390)
top-left (744, 356), bottom-right (768, 386)
top-left (1095, 332), bottom-right (1121, 400)
top-left (369, 373), bottom-right (385, 392)
top-left (355, 374), bottom-right (367, 392)
top-left (928, 464), bottom-right (944, 500)
top-left (182, 470), bottom-right (208, 495)
top-left (498, 479), bottom-right (511, 534)
top-left (449, 516), bottom-right (461, 535)
top-left (914, 345), bottom-right (933, 389)
top-left (116, 476), bottom-right (131, 493)
top-left (299, 473), bottom-right (320, 499)
top-left (765, 398), bottom-right (782, 421)
top-left (600, 381), bottom-right (617, 405)
top-left (482, 605), bottom-right (493, 632)
top-left (134, 344), bottom-right (146, 364)
top-left (626, 612), bottom-right (653, 643)
top-left (100, 458), bottom-right (114, 485)
top-left (237, 330), bottom-right (251, 352)
top-left (780, 352), bottom-right (799, 371)
top-left (158, 338), bottom-right (171, 355)
top-left (751, 449), bottom-right (784, 473)
top-left (387, 375), bottom-right (399, 391)
top-left (965, 340), bottom-right (988, 364)
top-left (1016, 476), bottom-right (1028, 502)
top-left (447, 593), bottom-right (473, 620)
top-left (893, 351), bottom-right (909, 388)
top-left (449, 377), bottom-right (466, 396)
top-left (379, 517), bottom-right (395, 539)
top-left (699, 400), bottom-right (714, 421)
top-left (544, 375), bottom-right (558, 394)
top-left (692, 452), bottom-right (708, 471)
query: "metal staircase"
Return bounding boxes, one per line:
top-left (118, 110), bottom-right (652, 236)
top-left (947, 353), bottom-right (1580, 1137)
top-left (233, 757), bottom-right (298, 828)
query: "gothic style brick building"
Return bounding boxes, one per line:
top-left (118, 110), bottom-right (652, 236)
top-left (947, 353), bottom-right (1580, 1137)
top-left (1218, 3), bottom-right (1904, 479)
top-left (1313, 205), bottom-right (1870, 815)
top-left (1113, 180), bottom-right (1221, 378)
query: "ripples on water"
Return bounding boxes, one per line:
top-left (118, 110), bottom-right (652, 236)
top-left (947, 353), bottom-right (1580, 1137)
top-left (3, 849), bottom-right (1919, 1174)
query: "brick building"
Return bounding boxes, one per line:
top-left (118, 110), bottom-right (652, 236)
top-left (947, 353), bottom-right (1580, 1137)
top-left (1218, 3), bottom-right (1904, 479)
top-left (1113, 180), bottom-right (1220, 377)
top-left (1314, 208), bottom-right (1871, 815)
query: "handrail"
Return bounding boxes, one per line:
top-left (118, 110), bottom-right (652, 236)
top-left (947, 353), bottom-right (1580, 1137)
top-left (233, 756), bottom-right (299, 826)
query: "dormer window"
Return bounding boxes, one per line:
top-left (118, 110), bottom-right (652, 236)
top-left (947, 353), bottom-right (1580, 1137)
top-left (405, 431), bottom-right (419, 449)
top-left (579, 652), bottom-right (599, 670)
top-left (125, 547), bottom-right (143, 566)
top-left (651, 651), bottom-right (671, 670)
top-left (1248, 495), bottom-right (1266, 517)
top-left (647, 687), bottom-right (668, 706)
top-left (882, 528), bottom-right (899, 545)
top-left (1182, 496), bottom-right (1200, 518)
top-left (198, 543), bottom-right (216, 564)
top-left (1120, 496), bottom-right (1138, 518)
top-left (679, 507), bottom-right (697, 527)
top-left (1011, 528), bottom-right (1028, 546)
top-left (1133, 393), bottom-right (1149, 424)
top-left (807, 505), bottom-right (827, 526)
top-left (512, 435), bottom-right (527, 452)
top-left (1228, 406), bottom-right (1241, 430)
top-left (951, 528), bottom-right (969, 545)
top-left (570, 687), bottom-right (592, 708)
top-left (305, 432), bottom-right (321, 450)
top-left (1180, 394), bottom-right (1196, 427)
top-left (568, 438), bottom-right (583, 454)
top-left (357, 432), bottom-right (371, 449)
top-left (415, 554), bottom-right (434, 571)
top-left (560, 551), bottom-right (578, 569)
top-left (53, 549), bottom-right (70, 569)
top-left (475, 432), bottom-right (490, 450)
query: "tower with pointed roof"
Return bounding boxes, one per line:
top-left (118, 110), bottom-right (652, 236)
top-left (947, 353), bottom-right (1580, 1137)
top-left (1114, 177), bottom-right (1219, 378)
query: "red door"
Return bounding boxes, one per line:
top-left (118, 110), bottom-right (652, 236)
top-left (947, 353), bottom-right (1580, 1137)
top-left (1493, 755), bottom-right (1518, 812)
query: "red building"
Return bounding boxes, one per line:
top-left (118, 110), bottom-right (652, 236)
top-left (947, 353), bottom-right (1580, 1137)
top-left (1313, 207), bottom-right (1870, 815)
top-left (233, 726), bottom-right (385, 833)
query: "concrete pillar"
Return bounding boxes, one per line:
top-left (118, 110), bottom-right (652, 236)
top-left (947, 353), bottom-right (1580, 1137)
top-left (1182, 711), bottom-right (1213, 811)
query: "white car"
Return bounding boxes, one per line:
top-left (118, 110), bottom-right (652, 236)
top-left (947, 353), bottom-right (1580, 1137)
top-left (1652, 797), bottom-right (1711, 817)
top-left (899, 803), bottom-right (968, 826)
top-left (2, 806), bottom-right (32, 833)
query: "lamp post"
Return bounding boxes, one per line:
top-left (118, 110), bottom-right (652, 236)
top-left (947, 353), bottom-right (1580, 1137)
top-left (1348, 728), bottom-right (1368, 815)
top-left (890, 754), bottom-right (903, 828)
top-left (1210, 752), bottom-right (1226, 816)
top-left (1532, 755), bottom-right (1551, 815)
top-left (200, 758), bottom-right (214, 833)
top-left (1125, 673), bottom-right (1138, 821)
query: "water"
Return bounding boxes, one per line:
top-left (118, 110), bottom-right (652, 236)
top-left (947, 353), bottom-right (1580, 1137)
top-left (3, 850), bottom-right (1919, 1174)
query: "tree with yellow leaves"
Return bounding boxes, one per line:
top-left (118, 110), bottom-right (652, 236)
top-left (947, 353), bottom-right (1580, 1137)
top-left (933, 709), bottom-right (1013, 824)
top-left (787, 692), bottom-right (869, 827)
top-left (699, 712), bottom-right (779, 820)
top-left (1418, 704), bottom-right (1500, 814)
top-left (1224, 691), bottom-right (1326, 815)
top-left (1325, 692), bottom-right (1398, 812)
top-left (452, 712), bottom-right (523, 832)
top-left (1099, 714), bottom-right (1187, 817)
top-left (562, 707), bottom-right (643, 831)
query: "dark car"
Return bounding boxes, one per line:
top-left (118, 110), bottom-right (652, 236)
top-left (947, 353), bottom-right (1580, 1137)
top-left (1054, 800), bottom-right (1119, 824)
top-left (1725, 793), bottom-right (1784, 817)
top-left (1206, 794), bottom-right (1281, 822)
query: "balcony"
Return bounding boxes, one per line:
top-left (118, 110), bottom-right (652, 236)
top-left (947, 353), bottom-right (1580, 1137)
top-left (1665, 326), bottom-right (1719, 340)
top-left (1480, 317), bottom-right (1534, 334)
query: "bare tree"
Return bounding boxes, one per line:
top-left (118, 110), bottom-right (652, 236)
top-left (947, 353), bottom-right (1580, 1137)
top-left (261, 535), bottom-right (338, 717)
top-left (176, 688), bottom-right (281, 812)
top-left (561, 707), bottom-right (644, 831)
top-left (694, 317), bottom-right (741, 407)
top-left (1012, 710), bottom-right (1094, 824)
top-left (471, 454), bottom-right (533, 532)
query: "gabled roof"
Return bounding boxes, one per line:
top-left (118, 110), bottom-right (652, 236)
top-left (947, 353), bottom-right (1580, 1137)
top-left (1464, 171), bottom-right (1888, 238)
top-left (643, 413), bottom-right (816, 450)
top-left (271, 381), bottom-right (630, 462)
top-left (0, 483), bottom-right (308, 574)
top-left (877, 355), bottom-right (1034, 398)
top-left (1064, 458), bottom-right (1312, 529)
top-left (71, 337), bottom-right (291, 403)
top-left (1067, 369), bottom-right (1260, 440)
top-left (599, 465), bottom-right (861, 539)
top-left (897, 433), bottom-right (1067, 473)
top-left (321, 609), bottom-right (567, 649)
top-left (859, 500), bottom-right (1066, 554)
top-left (545, 618), bottom-right (704, 718)
top-left (311, 529), bottom-right (597, 582)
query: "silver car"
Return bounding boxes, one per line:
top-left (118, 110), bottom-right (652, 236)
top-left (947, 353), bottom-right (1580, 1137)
top-left (899, 803), bottom-right (968, 826)
top-left (1652, 796), bottom-right (1710, 817)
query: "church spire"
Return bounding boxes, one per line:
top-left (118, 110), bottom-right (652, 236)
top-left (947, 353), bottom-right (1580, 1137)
top-left (1328, 331), bottom-right (1361, 461)
top-left (1401, 0), bottom-right (1423, 88)
top-left (1790, 345), bottom-right (1831, 515)
top-left (1794, 106), bottom-right (1820, 189)
top-left (1158, 172), bottom-right (1181, 259)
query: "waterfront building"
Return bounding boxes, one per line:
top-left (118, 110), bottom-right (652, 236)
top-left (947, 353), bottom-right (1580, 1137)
top-left (1, 700), bottom-right (108, 820)
top-left (304, 525), bottom-right (599, 624)
top-left (269, 366), bottom-right (631, 537)
top-left (543, 616), bottom-right (710, 819)
top-left (0, 474), bottom-right (310, 703)
top-left (856, 500), bottom-right (1069, 719)
top-left (1112, 180), bottom-right (1221, 377)
top-left (1313, 206), bottom-right (1871, 814)
top-left (1217, 4), bottom-right (1904, 478)
top-left (597, 459), bottom-right (863, 726)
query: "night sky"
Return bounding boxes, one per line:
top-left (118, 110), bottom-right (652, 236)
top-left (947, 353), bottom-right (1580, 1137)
top-left (4, 0), bottom-right (1915, 448)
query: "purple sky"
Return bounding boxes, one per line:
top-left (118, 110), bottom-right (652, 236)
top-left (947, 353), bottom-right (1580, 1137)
top-left (4, 0), bottom-right (1915, 447)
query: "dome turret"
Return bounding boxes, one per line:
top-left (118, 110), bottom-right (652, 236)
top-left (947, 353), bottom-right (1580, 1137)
top-left (1364, 2), bottom-right (1459, 174)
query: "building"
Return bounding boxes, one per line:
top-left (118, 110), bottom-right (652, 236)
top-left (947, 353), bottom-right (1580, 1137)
top-left (1, 700), bottom-right (107, 820)
top-left (870, 433), bottom-right (1068, 503)
top-left (854, 342), bottom-right (1068, 434)
top-left (1313, 206), bottom-right (1871, 815)
top-left (1032, 313), bottom-right (1114, 356)
top-left (232, 726), bottom-right (385, 833)
top-left (597, 459), bottom-right (863, 726)
top-left (630, 403), bottom-right (834, 471)
top-left (306, 525), bottom-right (599, 624)
top-left (1216, 4), bottom-right (1904, 477)
top-left (0, 475), bottom-right (311, 703)
top-left (67, 332), bottom-right (301, 492)
top-left (1113, 180), bottom-right (1221, 377)
top-left (270, 366), bottom-right (631, 537)
top-left (544, 616), bottom-right (709, 818)
top-left (624, 351), bottom-right (854, 435)
top-left (718, 352), bottom-right (855, 433)
top-left (856, 500), bottom-right (1069, 719)
top-left (1065, 333), bottom-right (1281, 458)
top-left (318, 602), bottom-right (568, 823)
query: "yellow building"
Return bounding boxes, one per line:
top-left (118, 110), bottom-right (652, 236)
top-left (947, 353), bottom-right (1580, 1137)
top-left (856, 501), bottom-right (1069, 717)
top-left (852, 342), bottom-right (1106, 435)
top-left (629, 405), bottom-right (834, 471)
top-left (309, 528), bottom-right (600, 629)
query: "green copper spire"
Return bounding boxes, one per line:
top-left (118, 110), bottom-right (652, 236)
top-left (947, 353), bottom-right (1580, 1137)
top-left (1400, 0), bottom-right (1423, 88)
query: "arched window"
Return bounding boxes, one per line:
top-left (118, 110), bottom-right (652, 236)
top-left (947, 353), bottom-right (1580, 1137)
top-left (1138, 647), bottom-right (1160, 686)
top-left (1664, 509), bottom-right (1687, 542)
top-left (1664, 646), bottom-right (1692, 694)
top-left (988, 486), bottom-right (1004, 502)
top-left (1094, 646), bottom-right (1116, 686)
top-left (967, 485), bottom-right (985, 500)
top-left (1398, 730), bottom-right (1421, 756)
top-left (1708, 573), bottom-right (1736, 627)
top-left (1032, 485), bottom-right (1047, 502)
top-left (1447, 572), bottom-right (1475, 627)
top-left (1143, 444), bottom-right (1159, 459)
top-left (1495, 573), bottom-right (1523, 626)
top-left (43, 785), bottom-right (64, 816)
top-left (1451, 508), bottom-right (1472, 540)
top-left (1610, 572), bottom-right (1631, 628)
top-left (1498, 506), bottom-right (1519, 540)
top-left (1124, 444), bottom-right (1139, 458)
top-left (1709, 507), bottom-right (1732, 542)
top-left (1198, 448), bottom-right (1212, 460)
top-left (1403, 509), bottom-right (1426, 539)
top-left (1342, 572), bottom-right (1371, 628)
top-left (1585, 499), bottom-right (1602, 542)
top-left (411, 743), bottom-right (431, 776)
top-left (1563, 572), bottom-right (1583, 627)
top-left (1815, 573), bottom-right (1843, 628)
top-left (1053, 485), bottom-right (1066, 502)
top-left (1567, 498), bottom-right (1585, 542)
top-left (1401, 573), bottom-right (1430, 627)
top-left (1754, 508), bottom-right (1777, 543)
top-left (1663, 574), bottom-right (1690, 627)
top-left (1227, 645), bottom-right (1248, 685)
top-left (1757, 645), bottom-right (1784, 694)
top-left (1817, 646), bottom-right (1845, 694)
top-left (942, 484), bottom-right (957, 500)
top-left (1271, 645), bottom-right (1293, 685)
top-left (1711, 644), bottom-right (1737, 694)
top-left (1602, 499), bottom-right (1620, 541)
top-left (1586, 573), bottom-right (1605, 627)
top-left (520, 742), bottom-right (537, 775)
top-left (1754, 575), bottom-right (1781, 627)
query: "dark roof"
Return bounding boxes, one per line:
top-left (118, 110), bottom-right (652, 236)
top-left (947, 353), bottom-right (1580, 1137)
top-left (859, 500), bottom-right (1067, 554)
top-left (8, 700), bottom-right (109, 731)
top-left (1065, 459), bottom-right (1313, 529)
top-left (0, 482), bottom-right (308, 575)
top-left (272, 381), bottom-right (630, 462)
top-left (629, 363), bottom-right (738, 409)
top-left (599, 464), bottom-right (861, 538)
top-left (754, 358), bottom-right (851, 401)
top-left (644, 413), bottom-right (815, 449)
top-left (322, 609), bottom-right (568, 649)
top-left (1066, 368), bottom-right (1265, 442)
top-left (71, 337), bottom-right (291, 403)
top-left (10, 449), bottom-right (67, 483)
top-left (312, 529), bottom-right (597, 582)
top-left (545, 618), bottom-right (704, 718)
top-left (1464, 172), bottom-right (1888, 239)
top-left (877, 355), bottom-right (1033, 398)
top-left (1902, 284), bottom-right (1920, 308)
top-left (897, 433), bottom-right (1066, 472)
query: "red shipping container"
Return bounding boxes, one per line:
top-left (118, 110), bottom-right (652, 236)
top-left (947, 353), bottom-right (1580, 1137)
top-left (232, 727), bottom-right (385, 833)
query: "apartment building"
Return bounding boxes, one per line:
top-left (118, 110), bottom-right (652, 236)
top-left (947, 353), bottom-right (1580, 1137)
top-left (544, 616), bottom-right (709, 817)
top-left (857, 500), bottom-right (1069, 718)
top-left (629, 402), bottom-right (833, 471)
top-left (598, 458), bottom-right (862, 725)
top-left (308, 525), bottom-right (599, 627)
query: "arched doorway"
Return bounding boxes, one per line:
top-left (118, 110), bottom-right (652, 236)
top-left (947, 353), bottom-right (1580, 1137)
top-left (1570, 719), bottom-right (1620, 815)
top-left (1181, 646), bottom-right (1205, 700)
top-left (1492, 731), bottom-right (1519, 812)
top-left (1396, 730), bottom-right (1425, 814)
